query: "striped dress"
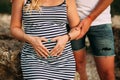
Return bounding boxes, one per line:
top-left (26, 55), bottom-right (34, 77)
top-left (21, 0), bottom-right (75, 80)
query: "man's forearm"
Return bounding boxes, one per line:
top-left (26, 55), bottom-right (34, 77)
top-left (88, 0), bottom-right (113, 21)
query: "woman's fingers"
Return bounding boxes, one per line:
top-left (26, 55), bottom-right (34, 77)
top-left (54, 46), bottom-right (64, 57)
top-left (31, 36), bottom-right (50, 58)
top-left (50, 44), bottom-right (64, 57)
top-left (34, 36), bottom-right (66, 58)
top-left (50, 45), bottom-right (59, 56)
top-left (51, 37), bottom-right (58, 42)
top-left (40, 37), bottom-right (48, 42)
top-left (35, 45), bottom-right (49, 59)
top-left (40, 45), bottom-right (50, 57)
top-left (50, 35), bottom-right (68, 57)
top-left (50, 37), bottom-right (59, 56)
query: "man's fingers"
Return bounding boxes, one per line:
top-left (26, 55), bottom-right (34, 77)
top-left (76, 30), bottom-right (84, 40)
top-left (78, 22), bottom-right (83, 29)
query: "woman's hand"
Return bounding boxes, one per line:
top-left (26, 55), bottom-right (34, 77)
top-left (50, 35), bottom-right (69, 57)
top-left (29, 36), bottom-right (49, 59)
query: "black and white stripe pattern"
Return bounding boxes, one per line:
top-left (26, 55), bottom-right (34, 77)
top-left (21, 0), bottom-right (75, 79)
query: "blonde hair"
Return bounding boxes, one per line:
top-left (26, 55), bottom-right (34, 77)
top-left (24, 0), bottom-right (42, 12)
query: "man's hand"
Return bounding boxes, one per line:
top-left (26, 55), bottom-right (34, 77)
top-left (76, 17), bottom-right (92, 40)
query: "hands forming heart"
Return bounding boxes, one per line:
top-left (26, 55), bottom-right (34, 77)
top-left (29, 35), bottom-right (69, 59)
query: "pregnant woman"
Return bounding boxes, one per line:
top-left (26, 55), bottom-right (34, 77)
top-left (10, 0), bottom-right (81, 79)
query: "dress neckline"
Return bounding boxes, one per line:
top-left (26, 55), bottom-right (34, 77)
top-left (41, 0), bottom-right (65, 8)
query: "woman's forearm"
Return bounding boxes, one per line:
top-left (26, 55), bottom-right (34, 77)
top-left (10, 27), bottom-right (32, 44)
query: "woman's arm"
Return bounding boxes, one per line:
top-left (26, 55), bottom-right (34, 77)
top-left (66, 0), bottom-right (80, 28)
top-left (10, 0), bottom-right (49, 58)
top-left (66, 0), bottom-right (81, 40)
top-left (10, 0), bottom-right (28, 42)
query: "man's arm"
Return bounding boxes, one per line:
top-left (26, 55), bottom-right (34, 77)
top-left (76, 0), bottom-right (114, 39)
top-left (88, 0), bottom-right (113, 21)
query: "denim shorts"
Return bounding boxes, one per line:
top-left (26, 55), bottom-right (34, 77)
top-left (70, 24), bottom-right (115, 56)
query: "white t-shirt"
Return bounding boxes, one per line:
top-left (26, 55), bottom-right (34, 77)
top-left (76, 0), bottom-right (112, 26)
